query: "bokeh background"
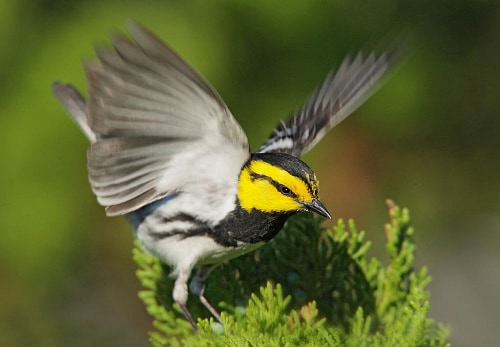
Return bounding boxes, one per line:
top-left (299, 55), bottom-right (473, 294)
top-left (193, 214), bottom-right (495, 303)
top-left (0, 1), bottom-right (498, 346)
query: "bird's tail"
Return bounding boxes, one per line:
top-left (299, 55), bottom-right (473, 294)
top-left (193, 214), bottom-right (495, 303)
top-left (52, 82), bottom-right (96, 142)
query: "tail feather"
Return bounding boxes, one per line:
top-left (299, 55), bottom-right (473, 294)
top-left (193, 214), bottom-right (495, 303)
top-left (52, 82), bottom-right (96, 142)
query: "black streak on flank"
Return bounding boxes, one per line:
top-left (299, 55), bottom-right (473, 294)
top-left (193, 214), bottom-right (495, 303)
top-left (148, 213), bottom-right (240, 248)
top-left (148, 206), bottom-right (296, 248)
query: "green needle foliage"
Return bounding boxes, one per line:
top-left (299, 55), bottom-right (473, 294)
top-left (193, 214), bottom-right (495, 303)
top-left (133, 201), bottom-right (450, 346)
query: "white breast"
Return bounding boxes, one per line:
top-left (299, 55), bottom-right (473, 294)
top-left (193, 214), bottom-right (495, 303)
top-left (135, 143), bottom-right (250, 275)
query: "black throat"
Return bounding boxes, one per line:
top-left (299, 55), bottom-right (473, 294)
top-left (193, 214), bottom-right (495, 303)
top-left (212, 204), bottom-right (295, 247)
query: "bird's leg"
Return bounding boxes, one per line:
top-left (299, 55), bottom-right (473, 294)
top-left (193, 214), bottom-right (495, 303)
top-left (173, 268), bottom-right (197, 330)
top-left (189, 265), bottom-right (223, 325)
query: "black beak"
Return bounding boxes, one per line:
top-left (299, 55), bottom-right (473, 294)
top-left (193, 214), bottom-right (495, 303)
top-left (303, 199), bottom-right (332, 219)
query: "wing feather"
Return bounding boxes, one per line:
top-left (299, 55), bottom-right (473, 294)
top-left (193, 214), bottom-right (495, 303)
top-left (55, 22), bottom-right (250, 216)
top-left (258, 45), bottom-right (404, 156)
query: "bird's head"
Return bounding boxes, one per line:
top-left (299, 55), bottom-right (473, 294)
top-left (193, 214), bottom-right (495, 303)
top-left (237, 152), bottom-right (331, 219)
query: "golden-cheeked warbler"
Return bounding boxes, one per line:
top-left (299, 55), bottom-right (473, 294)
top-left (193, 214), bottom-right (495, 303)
top-left (53, 22), bottom-right (401, 329)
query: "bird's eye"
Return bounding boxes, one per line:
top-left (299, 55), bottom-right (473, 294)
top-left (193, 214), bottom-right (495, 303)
top-left (279, 185), bottom-right (291, 195)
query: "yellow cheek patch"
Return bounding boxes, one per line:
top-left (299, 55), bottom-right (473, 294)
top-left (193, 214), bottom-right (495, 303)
top-left (237, 160), bottom-right (315, 213)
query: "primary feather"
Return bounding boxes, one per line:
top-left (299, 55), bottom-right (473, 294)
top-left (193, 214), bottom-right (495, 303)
top-left (55, 22), bottom-right (250, 216)
top-left (258, 48), bottom-right (402, 156)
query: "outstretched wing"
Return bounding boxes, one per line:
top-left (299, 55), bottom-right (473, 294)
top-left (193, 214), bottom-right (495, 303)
top-left (258, 47), bottom-right (403, 157)
top-left (53, 22), bottom-right (249, 216)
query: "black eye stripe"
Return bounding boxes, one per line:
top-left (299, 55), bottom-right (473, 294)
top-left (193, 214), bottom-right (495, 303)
top-left (274, 182), bottom-right (295, 196)
top-left (273, 182), bottom-right (296, 198)
top-left (250, 172), bottom-right (269, 182)
top-left (249, 172), bottom-right (297, 198)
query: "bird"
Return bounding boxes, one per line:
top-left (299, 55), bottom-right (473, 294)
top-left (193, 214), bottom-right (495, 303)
top-left (52, 22), bottom-right (402, 330)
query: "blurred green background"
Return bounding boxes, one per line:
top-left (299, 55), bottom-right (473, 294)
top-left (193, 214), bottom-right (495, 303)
top-left (0, 0), bottom-right (498, 346)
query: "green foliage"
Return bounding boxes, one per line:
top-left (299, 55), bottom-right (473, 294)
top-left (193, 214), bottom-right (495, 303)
top-left (133, 201), bottom-right (450, 346)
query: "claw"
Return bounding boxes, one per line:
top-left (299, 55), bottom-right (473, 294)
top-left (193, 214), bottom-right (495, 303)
top-left (179, 303), bottom-right (198, 331)
top-left (190, 265), bottom-right (223, 325)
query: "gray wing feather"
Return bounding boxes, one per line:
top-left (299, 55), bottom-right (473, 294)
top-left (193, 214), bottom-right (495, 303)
top-left (52, 82), bottom-right (96, 142)
top-left (53, 22), bottom-right (249, 216)
top-left (258, 46), bottom-right (403, 157)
